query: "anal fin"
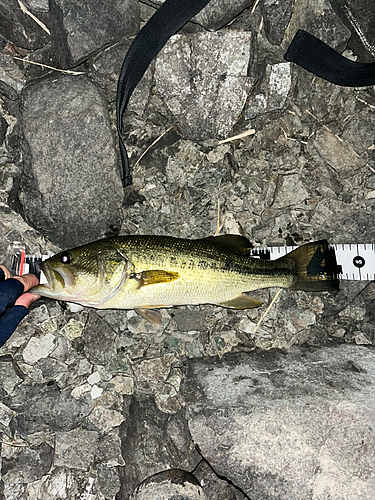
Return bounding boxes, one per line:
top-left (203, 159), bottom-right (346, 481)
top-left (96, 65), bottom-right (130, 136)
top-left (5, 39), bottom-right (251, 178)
top-left (135, 308), bottom-right (163, 326)
top-left (218, 295), bottom-right (262, 309)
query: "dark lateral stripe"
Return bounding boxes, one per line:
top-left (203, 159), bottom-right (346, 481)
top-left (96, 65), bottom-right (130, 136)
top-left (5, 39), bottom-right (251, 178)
top-left (285, 30), bottom-right (375, 87)
top-left (116, 0), bottom-right (211, 187)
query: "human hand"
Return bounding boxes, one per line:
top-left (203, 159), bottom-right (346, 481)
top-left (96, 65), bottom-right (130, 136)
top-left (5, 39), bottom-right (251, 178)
top-left (0, 265), bottom-right (41, 347)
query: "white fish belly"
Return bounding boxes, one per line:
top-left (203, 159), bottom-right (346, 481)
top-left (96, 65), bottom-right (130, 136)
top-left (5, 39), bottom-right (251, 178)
top-left (100, 266), bottom-right (292, 309)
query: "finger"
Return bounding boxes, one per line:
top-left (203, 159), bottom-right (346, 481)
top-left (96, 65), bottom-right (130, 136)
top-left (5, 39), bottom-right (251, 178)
top-left (15, 292), bottom-right (40, 309)
top-left (0, 265), bottom-right (13, 280)
top-left (12, 274), bottom-right (39, 291)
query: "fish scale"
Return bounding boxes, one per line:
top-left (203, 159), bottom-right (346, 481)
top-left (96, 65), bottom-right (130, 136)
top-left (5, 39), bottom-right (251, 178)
top-left (28, 235), bottom-right (339, 324)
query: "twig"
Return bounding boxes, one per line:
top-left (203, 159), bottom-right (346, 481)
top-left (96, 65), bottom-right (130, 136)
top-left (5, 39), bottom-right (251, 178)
top-left (253, 289), bottom-right (282, 334)
top-left (214, 198), bottom-right (225, 236)
top-left (17, 0), bottom-right (50, 35)
top-left (134, 123), bottom-right (177, 167)
top-left (218, 129), bottom-right (255, 144)
top-left (251, 0), bottom-right (261, 14)
top-left (356, 96), bottom-right (375, 110)
top-left (280, 126), bottom-right (297, 142)
top-left (12, 56), bottom-right (85, 75)
top-left (305, 109), bottom-right (344, 143)
top-left (1, 440), bottom-right (28, 447)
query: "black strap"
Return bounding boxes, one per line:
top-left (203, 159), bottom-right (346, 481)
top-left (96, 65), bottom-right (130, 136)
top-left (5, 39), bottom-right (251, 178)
top-left (116, 0), bottom-right (212, 187)
top-left (285, 30), bottom-right (375, 87)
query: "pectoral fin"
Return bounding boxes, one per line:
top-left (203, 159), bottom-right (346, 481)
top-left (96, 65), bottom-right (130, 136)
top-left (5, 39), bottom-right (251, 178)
top-left (135, 308), bottom-right (163, 326)
top-left (218, 295), bottom-right (262, 309)
top-left (130, 270), bottom-right (180, 288)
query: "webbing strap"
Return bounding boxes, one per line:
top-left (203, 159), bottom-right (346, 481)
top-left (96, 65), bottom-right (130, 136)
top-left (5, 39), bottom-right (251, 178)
top-left (116, 0), bottom-right (211, 187)
top-left (285, 29), bottom-right (375, 87)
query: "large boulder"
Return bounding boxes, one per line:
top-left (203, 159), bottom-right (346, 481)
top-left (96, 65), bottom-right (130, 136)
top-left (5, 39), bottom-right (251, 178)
top-left (19, 73), bottom-right (123, 248)
top-left (184, 345), bottom-right (375, 500)
top-left (49, 0), bottom-right (139, 68)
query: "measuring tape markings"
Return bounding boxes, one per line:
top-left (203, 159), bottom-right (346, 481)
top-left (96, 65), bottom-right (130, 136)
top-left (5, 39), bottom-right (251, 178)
top-left (11, 245), bottom-right (375, 282)
top-left (250, 244), bottom-right (375, 281)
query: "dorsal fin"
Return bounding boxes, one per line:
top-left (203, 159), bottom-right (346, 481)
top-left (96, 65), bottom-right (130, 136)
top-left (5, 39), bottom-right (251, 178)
top-left (202, 235), bottom-right (253, 255)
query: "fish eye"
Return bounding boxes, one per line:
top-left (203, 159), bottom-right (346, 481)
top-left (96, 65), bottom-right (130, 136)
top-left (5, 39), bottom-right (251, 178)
top-left (60, 252), bottom-right (73, 264)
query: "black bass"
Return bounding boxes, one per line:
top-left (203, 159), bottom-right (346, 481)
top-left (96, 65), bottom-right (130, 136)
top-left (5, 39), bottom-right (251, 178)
top-left (31, 235), bottom-right (339, 324)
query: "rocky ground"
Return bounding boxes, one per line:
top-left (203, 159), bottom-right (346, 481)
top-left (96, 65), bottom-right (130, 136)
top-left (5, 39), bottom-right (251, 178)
top-left (0, 0), bottom-right (375, 499)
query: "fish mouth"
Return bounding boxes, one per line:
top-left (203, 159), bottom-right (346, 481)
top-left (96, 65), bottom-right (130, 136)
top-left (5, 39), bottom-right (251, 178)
top-left (30, 262), bottom-right (74, 298)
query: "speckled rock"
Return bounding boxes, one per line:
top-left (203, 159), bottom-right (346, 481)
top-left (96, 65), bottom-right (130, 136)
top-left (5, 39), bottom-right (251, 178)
top-left (49, 0), bottom-right (139, 67)
top-left (155, 32), bottom-right (253, 141)
top-left (19, 73), bottom-right (123, 248)
top-left (184, 345), bottom-right (375, 500)
top-left (132, 469), bottom-right (206, 500)
top-left (118, 393), bottom-right (201, 499)
top-left (246, 62), bottom-right (292, 119)
top-left (0, 0), bottom-right (50, 50)
top-left (285, 0), bottom-right (351, 51)
top-left (54, 428), bottom-right (99, 470)
top-left (261, 0), bottom-right (294, 45)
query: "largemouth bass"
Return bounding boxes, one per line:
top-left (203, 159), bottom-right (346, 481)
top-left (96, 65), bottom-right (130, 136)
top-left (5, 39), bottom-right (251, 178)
top-left (31, 235), bottom-right (339, 324)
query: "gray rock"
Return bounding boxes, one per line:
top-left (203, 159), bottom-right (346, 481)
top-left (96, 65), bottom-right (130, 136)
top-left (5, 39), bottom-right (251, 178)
top-left (246, 62), bottom-right (292, 119)
top-left (85, 403), bottom-right (125, 435)
top-left (0, 55), bottom-right (26, 96)
top-left (19, 73), bottom-right (123, 248)
top-left (285, 0), bottom-right (350, 51)
top-left (134, 354), bottom-right (176, 382)
top-left (172, 308), bottom-right (208, 332)
top-left (184, 345), bottom-right (375, 499)
top-left (23, 468), bottom-right (100, 500)
top-left (193, 0), bottom-right (254, 30)
top-left (96, 464), bottom-right (121, 498)
top-left (118, 393), bottom-right (201, 499)
top-left (341, 103), bottom-right (375, 154)
top-left (261, 0), bottom-right (294, 46)
top-left (95, 429), bottom-right (125, 467)
top-left (194, 460), bottom-right (247, 500)
top-left (8, 382), bottom-right (92, 437)
top-left (0, 402), bottom-right (14, 430)
top-left (82, 312), bottom-right (117, 365)
top-left (49, 0), bottom-right (139, 68)
top-left (0, 114), bottom-right (8, 144)
top-left (132, 469), bottom-right (206, 500)
top-left (1, 442), bottom-right (53, 483)
top-left (88, 36), bottom-right (154, 115)
top-left (329, 0), bottom-right (375, 61)
top-left (54, 428), bottom-right (98, 470)
top-left (155, 32), bottom-right (253, 141)
top-left (21, 332), bottom-right (57, 364)
top-left (313, 128), bottom-right (366, 171)
top-left (0, 357), bottom-right (23, 395)
top-left (0, 0), bottom-right (50, 50)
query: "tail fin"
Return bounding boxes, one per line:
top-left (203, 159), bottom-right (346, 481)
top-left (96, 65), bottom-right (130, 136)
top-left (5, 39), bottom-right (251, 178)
top-left (279, 240), bottom-right (340, 292)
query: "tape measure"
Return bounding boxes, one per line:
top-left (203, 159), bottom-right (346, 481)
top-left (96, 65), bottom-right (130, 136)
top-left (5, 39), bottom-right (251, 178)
top-left (10, 243), bottom-right (375, 282)
top-left (11, 250), bottom-right (49, 283)
top-left (250, 244), bottom-right (375, 281)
